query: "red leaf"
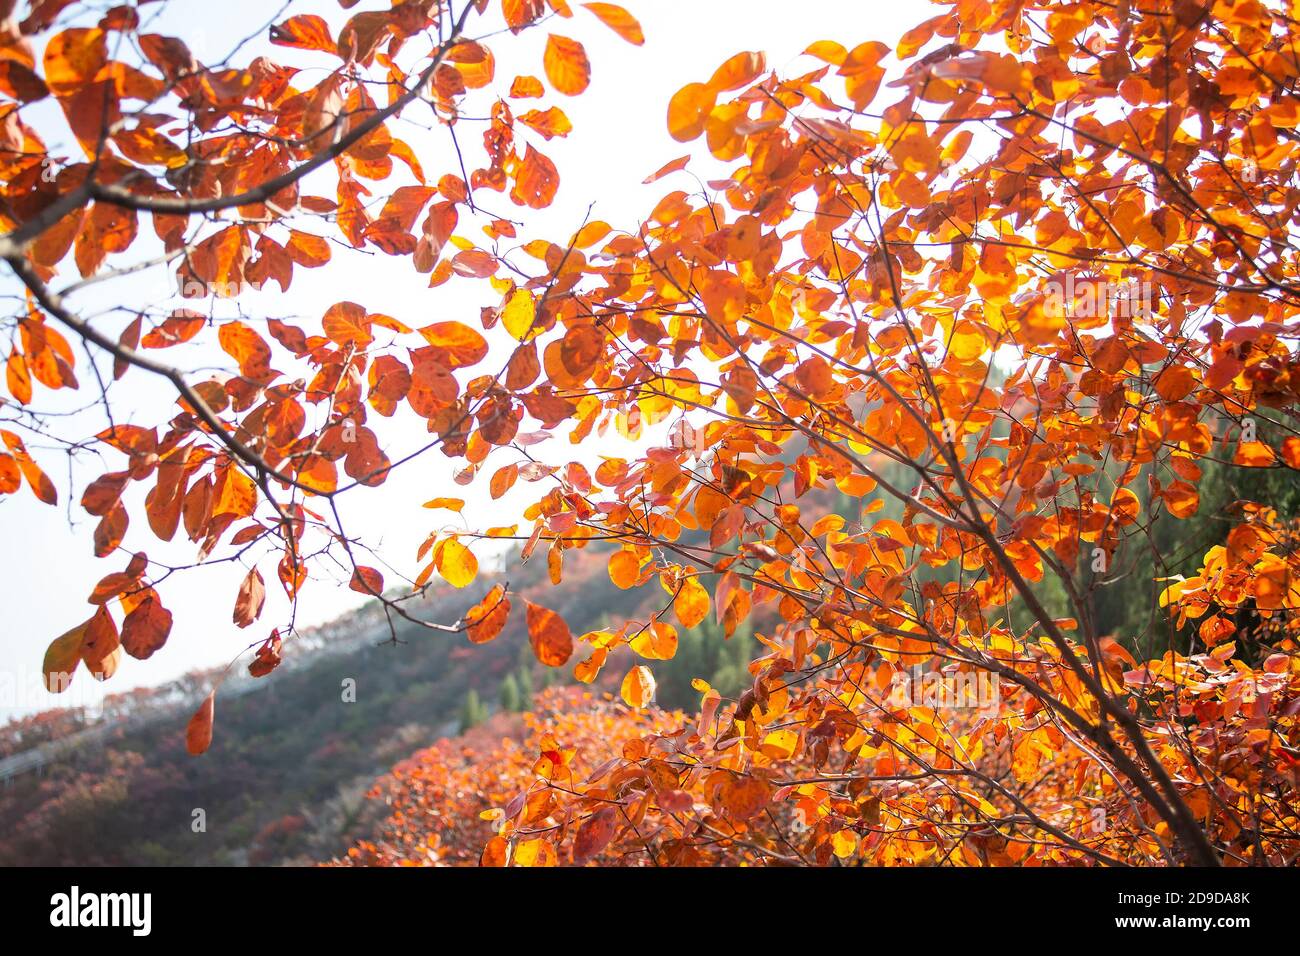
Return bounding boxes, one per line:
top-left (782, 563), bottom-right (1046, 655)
top-left (186, 692), bottom-right (215, 755)
top-left (349, 565), bottom-right (385, 595)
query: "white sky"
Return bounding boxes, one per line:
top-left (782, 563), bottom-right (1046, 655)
top-left (0, 0), bottom-right (928, 721)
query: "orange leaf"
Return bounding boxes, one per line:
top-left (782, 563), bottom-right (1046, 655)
top-left (269, 15), bottom-right (335, 53)
top-left (142, 310), bottom-right (204, 349)
top-left (418, 321), bottom-right (488, 369)
top-left (1235, 441), bottom-right (1276, 468)
top-left (667, 82), bottom-right (715, 142)
top-left (1153, 366), bottom-right (1196, 401)
top-left (719, 774), bottom-right (771, 821)
top-left (248, 630), bottom-right (283, 678)
top-left (1282, 436), bottom-right (1300, 470)
top-left (1091, 336), bottom-right (1129, 374)
top-left (1164, 481), bottom-right (1199, 519)
top-left (218, 321), bottom-right (273, 381)
top-left (620, 664), bottom-right (655, 708)
top-left (349, 565), bottom-right (385, 595)
top-left (543, 34), bottom-right (590, 95)
top-left (580, 3), bottom-right (643, 45)
top-left (518, 106), bottom-right (573, 140)
top-left (213, 465), bottom-right (256, 520)
top-left (286, 230), bottom-right (331, 267)
top-left (511, 145), bottom-right (560, 209)
top-left (510, 74), bottom-right (545, 98)
top-left (503, 0), bottom-right (546, 31)
top-left (93, 502), bottom-right (128, 557)
top-left (490, 463), bottom-right (519, 499)
top-left (43, 28), bottom-right (108, 97)
top-left (0, 429), bottom-right (56, 504)
top-left (451, 248), bottom-right (498, 277)
top-left (322, 301), bottom-right (373, 348)
top-left (465, 583), bottom-right (511, 644)
top-left (0, 454), bottom-right (18, 495)
top-left (643, 154), bottom-right (690, 184)
top-left (480, 835), bottom-right (509, 866)
top-left (573, 647), bottom-right (608, 683)
top-left (80, 606), bottom-right (120, 680)
top-left (608, 549), bottom-right (640, 589)
top-left (674, 576), bottom-right (710, 629)
top-left (422, 496), bottom-right (465, 511)
top-left (186, 692), bottom-right (215, 755)
top-left (6, 350), bottom-right (31, 404)
top-left (526, 600), bottom-right (574, 667)
top-left (709, 51), bottom-right (765, 91)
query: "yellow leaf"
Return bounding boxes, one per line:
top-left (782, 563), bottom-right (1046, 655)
top-left (761, 729), bottom-right (799, 760)
top-left (43, 621), bottom-right (87, 693)
top-left (630, 620), bottom-right (677, 660)
top-left (947, 320), bottom-right (988, 362)
top-left (512, 838), bottom-right (557, 867)
top-left (501, 288), bottom-right (538, 342)
top-left (831, 829), bottom-right (858, 859)
top-left (438, 537), bottom-right (478, 588)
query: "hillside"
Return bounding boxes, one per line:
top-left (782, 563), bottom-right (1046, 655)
top-left (0, 540), bottom-right (661, 865)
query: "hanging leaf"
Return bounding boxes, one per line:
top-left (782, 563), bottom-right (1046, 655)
top-left (620, 664), bottom-right (655, 708)
top-left (186, 692), bottom-right (215, 755)
top-left (526, 600), bottom-right (573, 666)
top-left (465, 584), bottom-right (511, 644)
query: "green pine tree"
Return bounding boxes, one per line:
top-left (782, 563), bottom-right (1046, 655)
top-left (499, 673), bottom-right (521, 713)
top-left (458, 688), bottom-right (486, 733)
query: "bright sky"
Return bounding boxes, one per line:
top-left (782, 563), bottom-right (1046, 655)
top-left (0, 0), bottom-right (928, 722)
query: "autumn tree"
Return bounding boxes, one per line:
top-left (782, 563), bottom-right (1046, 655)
top-left (6, 0), bottom-right (1300, 866)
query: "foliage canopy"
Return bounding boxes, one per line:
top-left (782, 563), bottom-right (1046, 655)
top-left (5, 0), bottom-right (1300, 865)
